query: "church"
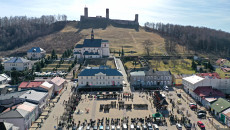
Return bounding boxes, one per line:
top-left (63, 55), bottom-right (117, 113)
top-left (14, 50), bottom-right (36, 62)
top-left (73, 29), bottom-right (110, 59)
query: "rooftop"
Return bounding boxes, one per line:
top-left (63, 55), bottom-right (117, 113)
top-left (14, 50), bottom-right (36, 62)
top-left (130, 71), bottom-right (145, 76)
top-left (182, 75), bottom-right (204, 84)
top-left (40, 81), bottom-right (53, 89)
top-left (51, 77), bottom-right (65, 86)
top-left (18, 81), bottom-right (43, 89)
top-left (193, 86), bottom-right (225, 97)
top-left (4, 57), bottom-right (30, 63)
top-left (75, 39), bottom-right (104, 48)
top-left (79, 67), bottom-right (122, 76)
top-left (19, 90), bottom-right (48, 102)
top-left (210, 98), bottom-right (230, 113)
top-left (27, 47), bottom-right (45, 53)
top-left (196, 73), bottom-right (221, 79)
top-left (0, 107), bottom-right (29, 119)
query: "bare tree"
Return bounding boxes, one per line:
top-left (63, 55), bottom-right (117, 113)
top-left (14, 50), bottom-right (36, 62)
top-left (143, 39), bottom-right (153, 56)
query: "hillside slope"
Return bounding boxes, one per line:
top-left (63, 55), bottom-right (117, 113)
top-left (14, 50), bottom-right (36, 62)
top-left (0, 21), bottom-right (186, 57)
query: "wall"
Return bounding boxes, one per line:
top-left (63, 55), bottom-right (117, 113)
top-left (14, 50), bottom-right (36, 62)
top-left (78, 75), bottom-right (123, 87)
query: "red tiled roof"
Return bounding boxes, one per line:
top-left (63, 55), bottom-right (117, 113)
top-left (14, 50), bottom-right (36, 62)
top-left (196, 73), bottom-right (221, 79)
top-left (216, 58), bottom-right (226, 64)
top-left (18, 81), bottom-right (43, 88)
top-left (193, 86), bottom-right (225, 97)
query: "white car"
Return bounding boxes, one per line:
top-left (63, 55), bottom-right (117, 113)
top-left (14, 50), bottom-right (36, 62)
top-left (176, 123), bottom-right (182, 130)
top-left (163, 86), bottom-right (169, 91)
top-left (116, 125), bottom-right (121, 130)
top-left (153, 124), bottom-right (159, 130)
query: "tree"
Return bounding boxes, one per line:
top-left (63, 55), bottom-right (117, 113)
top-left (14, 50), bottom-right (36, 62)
top-left (191, 60), bottom-right (197, 70)
top-left (119, 50), bottom-right (121, 56)
top-left (143, 39), bottom-right (152, 56)
top-left (208, 61), bottom-right (214, 72)
top-left (36, 64), bottom-right (41, 72)
top-left (121, 46), bottom-right (124, 57)
top-left (51, 49), bottom-right (56, 60)
top-left (0, 61), bottom-right (4, 73)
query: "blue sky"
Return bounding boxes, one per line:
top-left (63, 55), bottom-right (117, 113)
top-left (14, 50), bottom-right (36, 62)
top-left (0, 0), bottom-right (230, 32)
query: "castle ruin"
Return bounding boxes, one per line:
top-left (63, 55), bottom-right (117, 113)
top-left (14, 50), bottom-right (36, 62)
top-left (79, 7), bottom-right (139, 29)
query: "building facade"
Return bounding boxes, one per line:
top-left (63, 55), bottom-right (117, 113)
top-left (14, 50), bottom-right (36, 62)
top-left (129, 69), bottom-right (172, 87)
top-left (4, 57), bottom-right (31, 71)
top-left (27, 47), bottom-right (46, 60)
top-left (73, 30), bottom-right (110, 59)
top-left (78, 66), bottom-right (123, 87)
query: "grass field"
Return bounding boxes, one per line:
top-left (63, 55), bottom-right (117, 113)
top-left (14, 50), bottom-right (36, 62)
top-left (215, 68), bottom-right (225, 78)
top-left (124, 61), bottom-right (142, 69)
top-left (106, 60), bottom-right (116, 68)
top-left (42, 60), bottom-right (72, 72)
top-left (124, 59), bottom-right (195, 74)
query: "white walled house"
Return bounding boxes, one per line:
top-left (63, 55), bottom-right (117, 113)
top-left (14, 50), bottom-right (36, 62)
top-left (78, 66), bottom-right (123, 87)
top-left (183, 75), bottom-right (230, 94)
top-left (50, 77), bottom-right (66, 95)
top-left (73, 29), bottom-right (110, 59)
top-left (4, 57), bottom-right (32, 71)
top-left (27, 47), bottom-right (46, 60)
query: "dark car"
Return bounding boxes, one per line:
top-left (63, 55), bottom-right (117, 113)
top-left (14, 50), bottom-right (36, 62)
top-left (197, 113), bottom-right (206, 118)
top-left (184, 123), bottom-right (192, 130)
top-left (177, 93), bottom-right (181, 97)
top-left (190, 105), bottom-right (197, 109)
top-left (198, 110), bottom-right (207, 114)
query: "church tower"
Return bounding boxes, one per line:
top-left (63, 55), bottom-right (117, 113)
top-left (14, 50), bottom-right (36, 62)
top-left (91, 29), bottom-right (94, 40)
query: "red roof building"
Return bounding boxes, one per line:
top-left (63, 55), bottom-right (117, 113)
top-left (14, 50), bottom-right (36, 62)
top-left (193, 86), bottom-right (225, 98)
top-left (196, 73), bottom-right (221, 79)
top-left (18, 81), bottom-right (44, 90)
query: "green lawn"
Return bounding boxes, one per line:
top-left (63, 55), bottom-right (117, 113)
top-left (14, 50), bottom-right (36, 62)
top-left (215, 68), bottom-right (225, 78)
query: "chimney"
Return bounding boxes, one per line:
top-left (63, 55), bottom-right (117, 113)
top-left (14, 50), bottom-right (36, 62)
top-left (135, 14), bottom-right (138, 23)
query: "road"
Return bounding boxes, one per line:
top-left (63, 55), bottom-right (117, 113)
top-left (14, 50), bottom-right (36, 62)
top-left (115, 58), bottom-right (131, 92)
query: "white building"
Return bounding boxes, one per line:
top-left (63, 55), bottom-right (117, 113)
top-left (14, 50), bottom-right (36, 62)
top-left (4, 57), bottom-right (31, 71)
top-left (73, 29), bottom-right (110, 59)
top-left (0, 73), bottom-right (11, 85)
top-left (0, 102), bottom-right (38, 130)
top-left (27, 47), bottom-right (46, 60)
top-left (50, 77), bottom-right (66, 95)
top-left (183, 75), bottom-right (230, 94)
top-left (19, 90), bottom-right (48, 114)
top-left (78, 66), bottom-right (123, 87)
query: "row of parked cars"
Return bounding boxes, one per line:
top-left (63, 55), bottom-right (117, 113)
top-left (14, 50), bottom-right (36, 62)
top-left (77, 123), bottom-right (159, 130)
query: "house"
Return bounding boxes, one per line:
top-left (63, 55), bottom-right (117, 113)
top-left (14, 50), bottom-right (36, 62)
top-left (0, 74), bottom-right (11, 85)
top-left (210, 98), bottom-right (230, 123)
top-left (27, 47), bottom-right (46, 60)
top-left (0, 91), bottom-right (27, 109)
top-left (50, 77), bottom-right (66, 95)
top-left (18, 81), bottom-right (44, 91)
top-left (4, 57), bottom-right (32, 71)
top-left (40, 81), bottom-right (54, 98)
top-left (0, 102), bottom-right (38, 130)
top-left (0, 85), bottom-right (18, 95)
top-left (129, 69), bottom-right (172, 88)
top-left (221, 67), bottom-right (230, 78)
top-left (172, 74), bottom-right (192, 86)
top-left (216, 58), bottom-right (227, 66)
top-left (73, 29), bottom-right (110, 59)
top-left (19, 90), bottom-right (48, 113)
top-left (182, 75), bottom-right (206, 94)
top-left (192, 86), bottom-right (225, 109)
top-left (196, 72), bottom-right (221, 79)
top-left (78, 66), bottom-right (123, 87)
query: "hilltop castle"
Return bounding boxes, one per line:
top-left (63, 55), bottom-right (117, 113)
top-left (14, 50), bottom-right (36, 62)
top-left (80, 7), bottom-right (139, 29)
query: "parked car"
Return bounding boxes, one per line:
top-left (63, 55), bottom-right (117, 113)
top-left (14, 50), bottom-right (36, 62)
top-left (163, 86), bottom-right (169, 91)
top-left (78, 126), bottom-right (83, 130)
top-left (136, 125), bottom-right (141, 130)
top-left (184, 123), bottom-right (192, 130)
top-left (86, 126), bottom-right (90, 130)
top-left (99, 125), bottom-right (103, 130)
top-left (189, 103), bottom-right (197, 107)
top-left (111, 125), bottom-right (115, 130)
top-left (177, 93), bottom-right (181, 98)
top-left (116, 125), bottom-right (121, 130)
top-left (176, 123), bottom-right (182, 130)
top-left (190, 105), bottom-right (197, 109)
top-left (197, 121), bottom-right (205, 129)
top-left (147, 123), bottom-right (153, 130)
top-left (177, 99), bottom-right (182, 104)
top-left (197, 113), bottom-right (206, 118)
top-left (142, 124), bottom-right (147, 130)
top-left (152, 124), bottom-right (159, 130)
top-left (130, 124), bottom-right (135, 130)
top-left (123, 124), bottom-right (127, 130)
top-left (93, 126), bottom-right (98, 130)
top-left (106, 125), bottom-right (110, 130)
top-left (198, 110), bottom-right (207, 114)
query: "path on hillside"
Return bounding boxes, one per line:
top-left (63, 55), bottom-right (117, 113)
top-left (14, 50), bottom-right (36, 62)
top-left (129, 32), bottom-right (137, 44)
top-left (65, 64), bottom-right (80, 80)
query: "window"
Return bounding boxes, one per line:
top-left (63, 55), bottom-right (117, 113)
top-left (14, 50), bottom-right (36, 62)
top-left (81, 82), bottom-right (83, 84)
top-left (100, 82), bottom-right (101, 84)
top-left (100, 77), bottom-right (101, 79)
top-left (118, 77), bottom-right (120, 79)
top-left (108, 77), bottom-right (110, 79)
top-left (86, 76), bottom-right (88, 79)
top-left (113, 76), bottom-right (114, 79)
top-left (118, 82), bottom-right (120, 85)
top-left (103, 77), bottom-right (104, 79)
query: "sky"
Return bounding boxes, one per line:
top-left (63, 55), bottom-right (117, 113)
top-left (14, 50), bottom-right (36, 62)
top-left (0, 0), bottom-right (230, 32)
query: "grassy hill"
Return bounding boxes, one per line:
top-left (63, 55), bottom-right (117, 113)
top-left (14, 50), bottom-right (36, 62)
top-left (0, 21), bottom-right (188, 57)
